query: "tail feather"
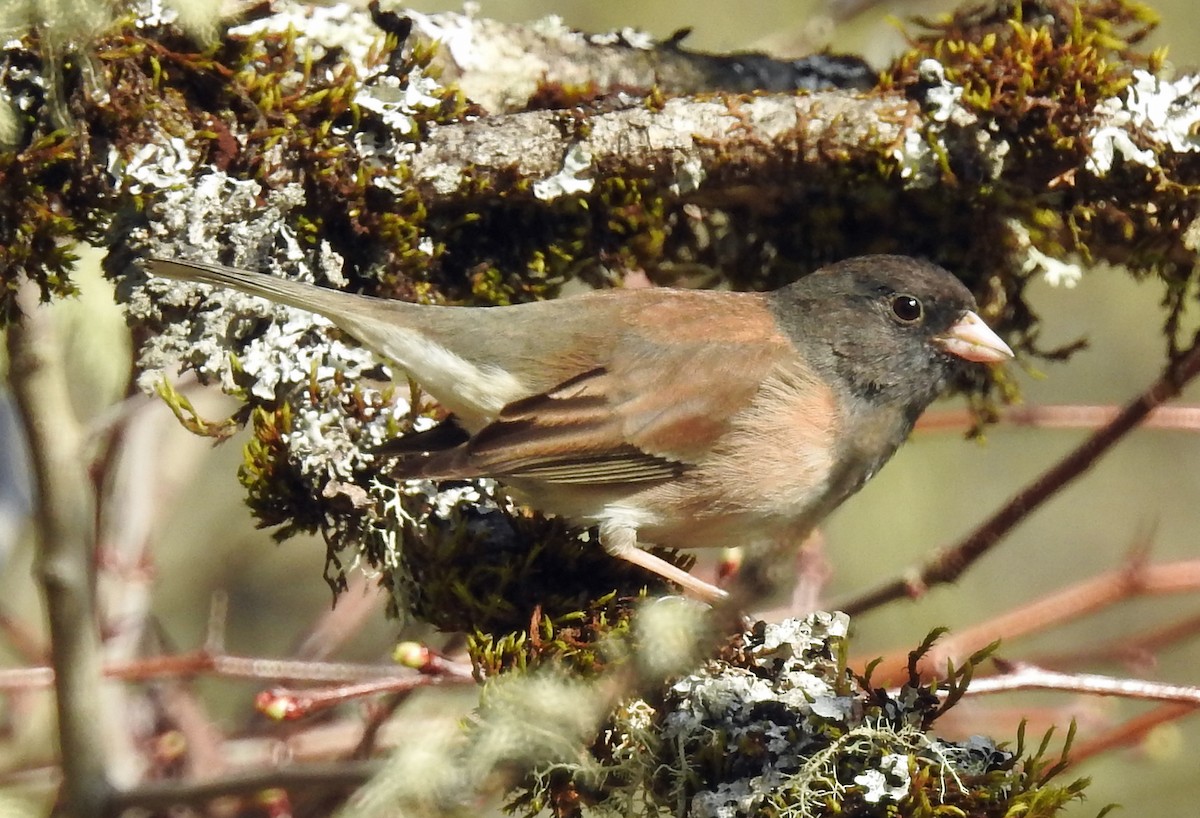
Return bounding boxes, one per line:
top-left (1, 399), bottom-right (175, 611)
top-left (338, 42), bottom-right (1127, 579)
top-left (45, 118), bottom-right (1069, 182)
top-left (146, 258), bottom-right (373, 325)
top-left (369, 417), bottom-right (471, 457)
top-left (386, 446), bottom-right (477, 481)
top-left (146, 257), bottom-right (521, 423)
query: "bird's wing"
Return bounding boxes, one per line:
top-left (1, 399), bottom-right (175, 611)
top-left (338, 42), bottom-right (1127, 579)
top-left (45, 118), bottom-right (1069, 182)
top-left (393, 291), bottom-right (791, 485)
top-left (449, 368), bottom-right (690, 483)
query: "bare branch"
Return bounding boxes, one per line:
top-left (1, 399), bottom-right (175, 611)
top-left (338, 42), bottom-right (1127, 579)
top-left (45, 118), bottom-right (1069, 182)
top-left (405, 8), bottom-right (872, 114)
top-left (860, 556), bottom-right (1200, 684)
top-left (917, 404), bottom-right (1200, 433)
top-left (109, 761), bottom-right (381, 813)
top-left (1069, 702), bottom-right (1197, 765)
top-left (6, 283), bottom-right (113, 813)
top-left (0, 650), bottom-right (438, 690)
top-left (961, 660), bottom-right (1200, 705)
top-left (257, 673), bottom-right (473, 721)
top-left (1041, 609), bottom-right (1200, 669)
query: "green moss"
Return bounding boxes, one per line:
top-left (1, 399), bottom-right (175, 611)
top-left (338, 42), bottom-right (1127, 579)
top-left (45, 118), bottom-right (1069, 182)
top-left (393, 489), bottom-right (690, 659)
top-left (887, 0), bottom-right (1161, 130)
top-left (507, 622), bottom-right (1102, 818)
top-left (238, 402), bottom-right (324, 540)
top-left (420, 170), bottom-right (678, 303)
top-left (467, 591), bottom-right (634, 678)
top-left (873, 0), bottom-right (1200, 355)
top-left (0, 125), bottom-right (86, 319)
top-left (154, 378), bottom-right (243, 439)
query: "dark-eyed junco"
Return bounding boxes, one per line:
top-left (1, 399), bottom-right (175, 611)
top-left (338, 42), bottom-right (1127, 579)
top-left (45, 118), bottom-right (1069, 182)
top-left (147, 255), bottom-right (1012, 600)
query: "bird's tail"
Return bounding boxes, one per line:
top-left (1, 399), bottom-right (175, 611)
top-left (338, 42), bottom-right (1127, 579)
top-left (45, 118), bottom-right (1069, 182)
top-left (146, 258), bottom-right (381, 325)
top-left (146, 256), bottom-right (515, 422)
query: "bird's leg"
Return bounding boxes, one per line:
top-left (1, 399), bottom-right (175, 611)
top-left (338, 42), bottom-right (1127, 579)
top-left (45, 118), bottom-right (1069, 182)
top-left (599, 521), bottom-right (728, 602)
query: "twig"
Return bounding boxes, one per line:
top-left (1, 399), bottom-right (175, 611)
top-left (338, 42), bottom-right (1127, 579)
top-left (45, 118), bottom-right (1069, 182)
top-left (859, 556), bottom-right (1200, 684)
top-left (7, 284), bottom-right (113, 813)
top-left (258, 675), bottom-right (470, 721)
top-left (961, 659), bottom-right (1200, 705)
top-left (153, 680), bottom-right (230, 781)
top-left (292, 571), bottom-right (388, 660)
top-left (839, 338), bottom-right (1200, 616)
top-left (1068, 702), bottom-right (1197, 765)
top-left (260, 645), bottom-right (475, 720)
top-left (0, 666), bottom-right (55, 689)
top-left (352, 692), bottom-right (410, 759)
top-left (0, 608), bottom-right (48, 663)
top-left (1039, 608), bottom-right (1200, 670)
top-left (917, 404), bottom-right (1200, 433)
top-left (0, 650), bottom-right (431, 690)
top-left (929, 700), bottom-right (1109, 744)
top-left (108, 761), bottom-right (381, 813)
top-left (0, 761), bottom-right (60, 792)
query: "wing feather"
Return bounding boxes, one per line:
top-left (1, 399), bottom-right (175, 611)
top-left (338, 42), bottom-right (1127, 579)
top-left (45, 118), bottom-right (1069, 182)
top-left (390, 290), bottom-right (792, 485)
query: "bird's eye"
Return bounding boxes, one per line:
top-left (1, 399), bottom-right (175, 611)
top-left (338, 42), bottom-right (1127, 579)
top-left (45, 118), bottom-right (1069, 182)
top-left (890, 294), bottom-right (924, 323)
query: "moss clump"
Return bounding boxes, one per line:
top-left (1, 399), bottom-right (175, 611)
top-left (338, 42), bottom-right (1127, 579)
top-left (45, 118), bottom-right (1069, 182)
top-left (887, 0), bottom-right (1162, 148)
top-left (421, 169), bottom-right (676, 304)
top-left (871, 0), bottom-right (1200, 363)
top-left (506, 620), bottom-right (1100, 818)
top-left (0, 130), bottom-right (84, 321)
top-left (391, 489), bottom-right (694, 673)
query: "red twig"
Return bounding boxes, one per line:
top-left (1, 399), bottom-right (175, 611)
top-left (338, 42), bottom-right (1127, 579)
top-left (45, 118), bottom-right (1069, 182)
top-left (917, 404), bottom-right (1200, 433)
top-left (0, 650), bottom-right (444, 690)
top-left (859, 556), bottom-right (1200, 685)
top-left (1068, 702), bottom-right (1197, 765)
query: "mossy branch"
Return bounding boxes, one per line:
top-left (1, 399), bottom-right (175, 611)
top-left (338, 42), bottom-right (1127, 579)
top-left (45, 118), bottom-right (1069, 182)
top-left (408, 91), bottom-right (915, 201)
top-left (0, 1), bottom-right (1192, 814)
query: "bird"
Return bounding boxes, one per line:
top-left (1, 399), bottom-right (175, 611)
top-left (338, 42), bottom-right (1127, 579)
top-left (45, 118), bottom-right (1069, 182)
top-left (146, 255), bottom-right (1012, 601)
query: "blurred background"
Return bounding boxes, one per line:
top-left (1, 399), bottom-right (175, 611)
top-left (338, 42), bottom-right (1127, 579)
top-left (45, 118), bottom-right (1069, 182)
top-left (3, 0), bottom-right (1200, 813)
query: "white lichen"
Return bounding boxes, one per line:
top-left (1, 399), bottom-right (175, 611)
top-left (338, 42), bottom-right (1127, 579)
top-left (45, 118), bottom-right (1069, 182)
top-left (1086, 69), bottom-right (1200, 176)
top-left (919, 58), bottom-right (966, 124)
top-left (405, 5), bottom-right (557, 111)
top-left (355, 68), bottom-right (444, 136)
top-left (1009, 220), bottom-right (1084, 288)
top-left (895, 59), bottom-right (1010, 187)
top-left (109, 135), bottom-right (196, 195)
top-left (529, 14), bottom-right (574, 42)
top-left (566, 612), bottom-right (1015, 818)
top-left (533, 142), bottom-right (595, 200)
top-left (670, 154), bottom-right (706, 196)
top-left (854, 753), bottom-right (911, 803)
top-left (588, 27), bottom-right (656, 50)
top-left (407, 4), bottom-right (491, 73)
top-left (1, 38), bottom-right (47, 144)
top-left (228, 2), bottom-right (382, 73)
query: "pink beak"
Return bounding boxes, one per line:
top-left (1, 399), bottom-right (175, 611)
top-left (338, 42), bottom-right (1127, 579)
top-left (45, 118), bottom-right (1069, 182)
top-left (935, 311), bottom-right (1013, 364)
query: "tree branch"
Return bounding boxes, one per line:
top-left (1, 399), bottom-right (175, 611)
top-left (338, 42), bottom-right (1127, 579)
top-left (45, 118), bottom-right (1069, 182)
top-left (860, 556), bottom-right (1200, 685)
top-left (6, 284), bottom-right (113, 814)
top-left (917, 403), bottom-right (1200, 433)
top-left (109, 761), bottom-right (381, 813)
top-left (410, 91), bottom-right (914, 200)
top-left (963, 660), bottom-right (1200, 705)
top-left (1069, 702), bottom-right (1197, 765)
top-left (0, 650), bottom-right (441, 690)
top-left (403, 6), bottom-right (872, 114)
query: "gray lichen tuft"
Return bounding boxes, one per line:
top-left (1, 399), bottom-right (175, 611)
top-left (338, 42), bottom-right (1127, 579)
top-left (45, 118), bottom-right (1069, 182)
top-left (501, 615), bottom-right (1094, 818)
